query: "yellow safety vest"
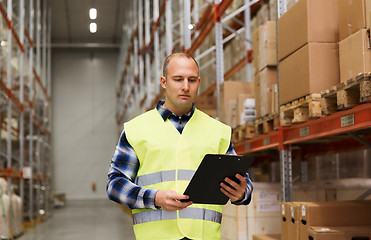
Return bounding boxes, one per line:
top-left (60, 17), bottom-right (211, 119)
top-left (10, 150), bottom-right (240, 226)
top-left (124, 108), bottom-right (231, 240)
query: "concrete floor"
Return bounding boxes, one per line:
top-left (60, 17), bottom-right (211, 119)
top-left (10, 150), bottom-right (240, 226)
top-left (18, 199), bottom-right (135, 240)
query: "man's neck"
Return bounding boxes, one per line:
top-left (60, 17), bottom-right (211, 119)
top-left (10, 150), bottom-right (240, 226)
top-left (163, 103), bottom-right (192, 117)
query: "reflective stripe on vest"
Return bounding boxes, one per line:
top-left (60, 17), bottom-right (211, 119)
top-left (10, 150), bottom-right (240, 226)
top-left (135, 169), bottom-right (196, 186)
top-left (133, 208), bottom-right (222, 225)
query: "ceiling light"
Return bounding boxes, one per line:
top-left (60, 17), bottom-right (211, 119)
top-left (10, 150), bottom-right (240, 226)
top-left (89, 8), bottom-right (97, 20)
top-left (90, 23), bottom-right (97, 33)
top-left (188, 24), bottom-right (195, 30)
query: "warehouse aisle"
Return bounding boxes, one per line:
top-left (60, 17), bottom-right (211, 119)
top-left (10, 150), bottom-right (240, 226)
top-left (18, 199), bottom-right (135, 240)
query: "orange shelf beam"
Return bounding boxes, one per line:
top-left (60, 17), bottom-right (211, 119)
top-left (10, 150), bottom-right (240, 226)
top-left (283, 103), bottom-right (371, 145)
top-left (234, 131), bottom-right (279, 155)
top-left (32, 67), bottom-right (51, 102)
top-left (235, 103), bottom-right (371, 156)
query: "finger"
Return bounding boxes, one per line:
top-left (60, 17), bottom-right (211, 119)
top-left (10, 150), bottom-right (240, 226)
top-left (224, 177), bottom-right (240, 190)
top-left (174, 194), bottom-right (190, 201)
top-left (220, 187), bottom-right (238, 202)
top-left (235, 174), bottom-right (247, 187)
top-left (171, 200), bottom-right (193, 211)
top-left (220, 182), bottom-right (237, 196)
top-left (220, 187), bottom-right (232, 198)
top-left (235, 174), bottom-right (246, 182)
top-left (220, 181), bottom-right (245, 201)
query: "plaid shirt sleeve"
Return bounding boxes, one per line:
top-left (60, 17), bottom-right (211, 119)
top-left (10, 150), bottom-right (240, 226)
top-left (227, 140), bottom-right (254, 205)
top-left (106, 128), bottom-right (158, 209)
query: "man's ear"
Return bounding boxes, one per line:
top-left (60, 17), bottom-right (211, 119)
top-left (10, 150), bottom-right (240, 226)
top-left (160, 76), bottom-right (166, 89)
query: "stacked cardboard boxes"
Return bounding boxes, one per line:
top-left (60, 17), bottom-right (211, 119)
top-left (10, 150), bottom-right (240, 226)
top-left (280, 202), bottom-right (302, 240)
top-left (278, 0), bottom-right (340, 105)
top-left (252, 234), bottom-right (280, 240)
top-left (221, 201), bottom-right (238, 240)
top-left (280, 201), bottom-right (371, 240)
top-left (308, 226), bottom-right (371, 240)
top-left (219, 81), bottom-right (254, 127)
top-left (252, 21), bottom-right (278, 118)
top-left (194, 95), bottom-right (217, 118)
top-left (339, 0), bottom-right (371, 83)
top-left (221, 183), bottom-right (282, 240)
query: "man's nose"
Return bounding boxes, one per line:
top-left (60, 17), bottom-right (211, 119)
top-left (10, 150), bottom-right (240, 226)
top-left (182, 80), bottom-right (190, 91)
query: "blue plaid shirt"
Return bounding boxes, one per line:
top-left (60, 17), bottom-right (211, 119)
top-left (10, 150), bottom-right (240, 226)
top-left (107, 101), bottom-right (253, 209)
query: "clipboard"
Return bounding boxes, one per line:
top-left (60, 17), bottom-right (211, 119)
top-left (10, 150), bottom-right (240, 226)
top-left (182, 154), bottom-right (254, 205)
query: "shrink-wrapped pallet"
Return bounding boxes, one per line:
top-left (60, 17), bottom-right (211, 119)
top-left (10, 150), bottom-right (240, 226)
top-left (0, 178), bottom-right (11, 239)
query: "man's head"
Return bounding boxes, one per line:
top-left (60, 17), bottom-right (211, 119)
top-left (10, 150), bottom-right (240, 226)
top-left (161, 52), bottom-right (201, 117)
top-left (162, 52), bottom-right (199, 78)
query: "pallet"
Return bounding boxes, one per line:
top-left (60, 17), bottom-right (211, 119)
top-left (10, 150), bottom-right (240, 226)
top-left (255, 114), bottom-right (278, 135)
top-left (321, 73), bottom-right (371, 115)
top-left (279, 94), bottom-right (321, 127)
top-left (232, 123), bottom-right (255, 143)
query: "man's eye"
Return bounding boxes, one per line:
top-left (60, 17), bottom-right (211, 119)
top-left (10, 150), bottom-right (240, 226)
top-left (174, 79), bottom-right (182, 81)
top-left (189, 78), bottom-right (197, 82)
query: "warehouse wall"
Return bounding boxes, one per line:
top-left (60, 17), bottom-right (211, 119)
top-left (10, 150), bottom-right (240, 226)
top-left (52, 49), bottom-right (118, 200)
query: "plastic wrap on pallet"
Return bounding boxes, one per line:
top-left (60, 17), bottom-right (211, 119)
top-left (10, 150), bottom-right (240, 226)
top-left (307, 149), bottom-right (370, 181)
top-left (269, 0), bottom-right (277, 21)
top-left (240, 98), bottom-right (256, 125)
top-left (0, 179), bottom-right (11, 240)
top-left (257, 4), bottom-right (269, 27)
top-left (10, 188), bottom-right (23, 238)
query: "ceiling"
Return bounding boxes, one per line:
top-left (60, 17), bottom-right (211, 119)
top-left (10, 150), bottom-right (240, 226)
top-left (48, 0), bottom-right (135, 48)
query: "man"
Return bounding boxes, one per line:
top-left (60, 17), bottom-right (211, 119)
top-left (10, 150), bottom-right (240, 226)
top-left (107, 52), bottom-right (253, 240)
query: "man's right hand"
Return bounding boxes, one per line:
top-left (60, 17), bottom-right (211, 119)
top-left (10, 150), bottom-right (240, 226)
top-left (155, 190), bottom-right (193, 211)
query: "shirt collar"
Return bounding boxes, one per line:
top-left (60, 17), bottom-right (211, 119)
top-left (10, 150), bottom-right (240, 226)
top-left (156, 100), bottom-right (195, 121)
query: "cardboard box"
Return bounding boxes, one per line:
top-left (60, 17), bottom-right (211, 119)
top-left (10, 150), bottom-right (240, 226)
top-left (254, 68), bottom-right (277, 118)
top-left (223, 199), bottom-right (281, 240)
top-left (299, 201), bottom-right (371, 240)
top-left (221, 215), bottom-right (237, 240)
top-left (278, 0), bottom-right (339, 61)
top-left (339, 0), bottom-right (371, 41)
top-left (226, 99), bottom-right (237, 128)
top-left (219, 81), bottom-right (254, 124)
top-left (308, 226), bottom-right (371, 240)
top-left (280, 203), bottom-right (289, 240)
top-left (281, 202), bottom-right (302, 240)
top-left (271, 84), bottom-right (278, 115)
top-left (259, 21), bottom-right (277, 71)
top-left (253, 234), bottom-right (281, 240)
top-left (287, 202), bottom-right (301, 240)
top-left (195, 95), bottom-right (217, 118)
top-left (254, 73), bottom-right (261, 118)
top-left (279, 43), bottom-right (339, 105)
top-left (339, 28), bottom-right (371, 83)
top-left (253, 27), bottom-right (260, 76)
top-left (259, 67), bottom-right (277, 116)
top-left (247, 217), bottom-right (281, 240)
top-left (247, 183), bottom-right (281, 219)
top-left (246, 183), bottom-right (282, 240)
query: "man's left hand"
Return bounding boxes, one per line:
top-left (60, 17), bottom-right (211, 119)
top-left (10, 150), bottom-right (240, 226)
top-left (220, 173), bottom-right (247, 202)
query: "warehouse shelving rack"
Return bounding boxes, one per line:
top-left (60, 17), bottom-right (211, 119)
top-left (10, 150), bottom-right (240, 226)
top-left (116, 0), bottom-right (371, 202)
top-left (116, 0), bottom-right (263, 127)
top-left (234, 0), bottom-right (371, 202)
top-left (0, 0), bottom-right (52, 230)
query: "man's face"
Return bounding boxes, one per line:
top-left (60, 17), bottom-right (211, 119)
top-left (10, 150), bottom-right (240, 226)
top-left (161, 57), bottom-right (200, 116)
